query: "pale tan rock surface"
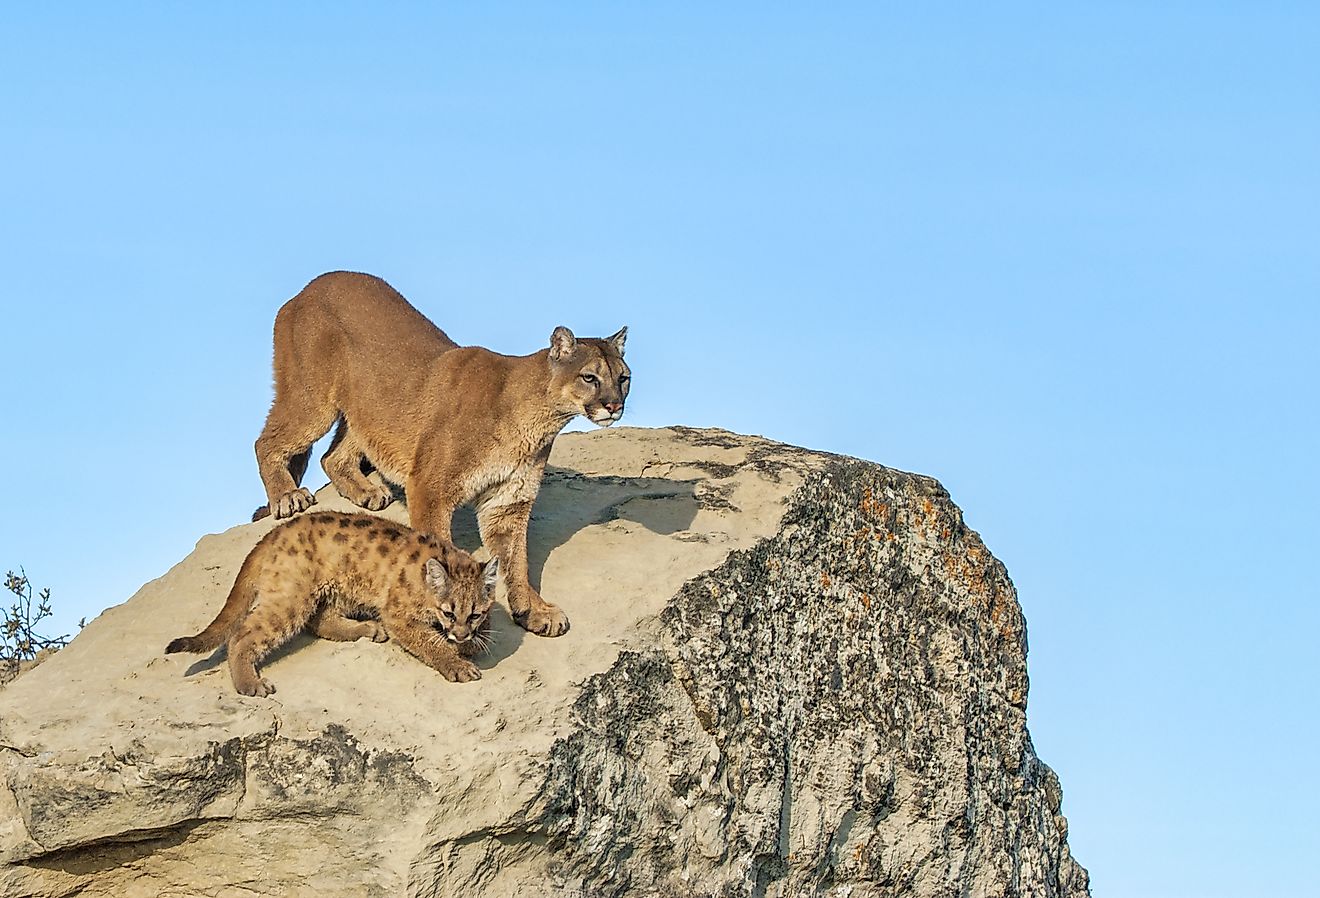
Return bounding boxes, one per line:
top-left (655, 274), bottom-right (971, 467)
top-left (0, 427), bottom-right (1088, 897)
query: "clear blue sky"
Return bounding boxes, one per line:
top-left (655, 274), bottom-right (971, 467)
top-left (3, 5), bottom-right (1317, 895)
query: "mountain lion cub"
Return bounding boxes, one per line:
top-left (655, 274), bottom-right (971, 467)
top-left (166, 511), bottom-right (498, 696)
top-left (252, 271), bottom-right (629, 639)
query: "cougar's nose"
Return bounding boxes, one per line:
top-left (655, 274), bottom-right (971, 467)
top-left (603, 401), bottom-right (624, 414)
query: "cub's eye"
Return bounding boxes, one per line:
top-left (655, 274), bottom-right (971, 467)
top-left (440, 609), bottom-right (455, 619)
top-left (580, 373), bottom-right (599, 386)
top-left (468, 612), bottom-right (483, 622)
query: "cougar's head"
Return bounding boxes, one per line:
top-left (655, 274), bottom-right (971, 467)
top-left (423, 553), bottom-right (498, 648)
top-left (547, 325), bottom-right (630, 426)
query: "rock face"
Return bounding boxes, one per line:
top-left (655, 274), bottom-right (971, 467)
top-left (0, 427), bottom-right (1088, 897)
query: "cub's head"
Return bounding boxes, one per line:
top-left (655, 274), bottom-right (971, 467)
top-left (423, 552), bottom-right (499, 648)
top-left (548, 325), bottom-right (630, 427)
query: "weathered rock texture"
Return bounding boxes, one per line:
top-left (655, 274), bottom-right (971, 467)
top-left (0, 427), bottom-right (1088, 897)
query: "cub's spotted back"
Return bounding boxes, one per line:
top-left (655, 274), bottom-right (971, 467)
top-left (166, 511), bottom-right (499, 696)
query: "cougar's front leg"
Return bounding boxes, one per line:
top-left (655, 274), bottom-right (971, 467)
top-left (477, 498), bottom-right (568, 637)
top-left (404, 477), bottom-right (459, 545)
top-left (381, 610), bottom-right (480, 682)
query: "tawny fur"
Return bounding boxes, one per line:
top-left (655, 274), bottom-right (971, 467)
top-left (166, 512), bottom-right (498, 696)
top-left (251, 271), bottom-right (629, 637)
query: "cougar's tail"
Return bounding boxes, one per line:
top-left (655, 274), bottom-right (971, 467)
top-left (165, 555), bottom-right (259, 654)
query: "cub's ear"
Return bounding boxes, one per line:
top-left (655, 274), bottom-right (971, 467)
top-left (481, 558), bottom-right (500, 594)
top-left (424, 557), bottom-right (449, 594)
top-left (549, 326), bottom-right (577, 361)
top-left (606, 326), bottom-right (627, 357)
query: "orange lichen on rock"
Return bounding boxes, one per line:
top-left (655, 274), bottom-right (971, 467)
top-left (859, 487), bottom-right (889, 523)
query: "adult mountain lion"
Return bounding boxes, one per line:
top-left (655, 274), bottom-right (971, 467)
top-left (253, 271), bottom-right (629, 638)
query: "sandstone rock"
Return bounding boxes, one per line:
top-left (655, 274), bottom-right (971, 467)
top-left (0, 427), bottom-right (1088, 897)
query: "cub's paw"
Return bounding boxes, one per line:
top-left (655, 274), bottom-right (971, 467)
top-left (357, 485), bottom-right (394, 512)
top-left (273, 487), bottom-right (316, 519)
top-left (238, 677), bottom-right (276, 697)
top-left (514, 603), bottom-right (571, 638)
top-left (439, 658), bottom-right (482, 683)
top-left (364, 622), bottom-right (389, 642)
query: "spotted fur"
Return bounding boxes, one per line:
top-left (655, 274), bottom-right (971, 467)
top-left (166, 511), bottom-right (498, 696)
top-left (250, 271), bottom-right (629, 638)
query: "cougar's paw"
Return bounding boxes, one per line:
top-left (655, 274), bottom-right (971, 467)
top-left (439, 658), bottom-right (482, 683)
top-left (273, 487), bottom-right (316, 519)
top-left (357, 484), bottom-right (394, 512)
top-left (238, 677), bottom-right (276, 697)
top-left (514, 603), bottom-right (571, 638)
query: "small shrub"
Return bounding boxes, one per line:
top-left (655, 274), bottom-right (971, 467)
top-left (3, 569), bottom-right (80, 684)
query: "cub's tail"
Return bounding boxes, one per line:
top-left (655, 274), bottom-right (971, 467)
top-left (165, 635), bottom-right (210, 654)
top-left (251, 504), bottom-right (271, 522)
top-left (165, 555), bottom-right (259, 655)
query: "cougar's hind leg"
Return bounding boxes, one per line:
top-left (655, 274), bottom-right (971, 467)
top-left (310, 605), bottom-right (388, 643)
top-left (227, 627), bottom-right (280, 697)
top-left (255, 394), bottom-right (338, 520)
top-left (226, 581), bottom-right (319, 697)
top-left (321, 417), bottom-right (394, 511)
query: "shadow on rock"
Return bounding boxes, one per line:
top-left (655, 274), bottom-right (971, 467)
top-left (524, 469), bottom-right (701, 591)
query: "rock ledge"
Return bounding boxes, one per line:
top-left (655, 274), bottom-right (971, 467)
top-left (0, 427), bottom-right (1088, 897)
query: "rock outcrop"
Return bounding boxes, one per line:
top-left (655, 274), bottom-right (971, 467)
top-left (0, 427), bottom-right (1089, 897)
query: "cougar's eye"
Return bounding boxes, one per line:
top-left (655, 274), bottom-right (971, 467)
top-left (580, 373), bottom-right (599, 386)
top-left (619, 374), bottom-right (630, 385)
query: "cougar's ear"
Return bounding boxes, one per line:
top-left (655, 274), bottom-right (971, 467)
top-left (549, 326), bottom-right (577, 361)
top-left (481, 558), bottom-right (500, 594)
top-left (606, 326), bottom-right (627, 357)
top-left (424, 557), bottom-right (449, 594)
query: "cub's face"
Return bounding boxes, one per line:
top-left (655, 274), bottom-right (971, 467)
top-left (424, 555), bottom-right (498, 647)
top-left (548, 326), bottom-right (630, 426)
